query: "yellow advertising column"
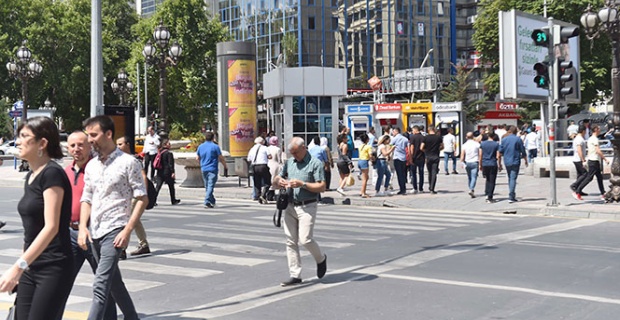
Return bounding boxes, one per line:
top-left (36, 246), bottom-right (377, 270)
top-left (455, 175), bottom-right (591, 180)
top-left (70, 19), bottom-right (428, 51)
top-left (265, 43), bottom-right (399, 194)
top-left (401, 102), bottom-right (433, 131)
top-left (227, 59), bottom-right (257, 157)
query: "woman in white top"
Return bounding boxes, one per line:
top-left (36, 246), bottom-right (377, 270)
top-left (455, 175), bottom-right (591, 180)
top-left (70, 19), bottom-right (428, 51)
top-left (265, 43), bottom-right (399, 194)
top-left (247, 137), bottom-right (272, 203)
top-left (266, 136), bottom-right (283, 197)
top-left (375, 135), bottom-right (395, 196)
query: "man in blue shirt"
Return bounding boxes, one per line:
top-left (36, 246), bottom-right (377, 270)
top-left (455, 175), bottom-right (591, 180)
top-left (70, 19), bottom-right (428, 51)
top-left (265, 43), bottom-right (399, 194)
top-left (390, 127), bottom-right (410, 195)
top-left (499, 126), bottom-right (528, 203)
top-left (196, 132), bottom-right (228, 208)
top-left (479, 132), bottom-right (501, 203)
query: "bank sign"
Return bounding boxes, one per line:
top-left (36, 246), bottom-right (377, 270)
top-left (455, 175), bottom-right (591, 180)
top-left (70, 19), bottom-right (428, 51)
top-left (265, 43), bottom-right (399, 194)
top-left (499, 10), bottom-right (580, 103)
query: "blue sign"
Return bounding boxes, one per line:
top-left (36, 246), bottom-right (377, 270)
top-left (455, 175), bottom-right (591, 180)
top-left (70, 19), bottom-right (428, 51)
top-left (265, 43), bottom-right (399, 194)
top-left (13, 101), bottom-right (23, 110)
top-left (8, 110), bottom-right (22, 118)
top-left (346, 105), bottom-right (372, 113)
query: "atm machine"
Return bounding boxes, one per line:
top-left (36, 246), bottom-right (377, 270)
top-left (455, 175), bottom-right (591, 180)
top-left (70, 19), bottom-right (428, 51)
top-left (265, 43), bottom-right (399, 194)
top-left (344, 104), bottom-right (373, 159)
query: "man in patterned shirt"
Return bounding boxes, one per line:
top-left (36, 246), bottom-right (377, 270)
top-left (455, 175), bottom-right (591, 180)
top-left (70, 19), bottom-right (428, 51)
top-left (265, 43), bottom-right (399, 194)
top-left (78, 115), bottom-right (147, 320)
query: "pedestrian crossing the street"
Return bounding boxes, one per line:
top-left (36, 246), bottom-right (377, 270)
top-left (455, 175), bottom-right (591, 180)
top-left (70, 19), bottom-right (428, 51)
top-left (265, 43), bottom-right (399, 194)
top-left (0, 199), bottom-right (517, 317)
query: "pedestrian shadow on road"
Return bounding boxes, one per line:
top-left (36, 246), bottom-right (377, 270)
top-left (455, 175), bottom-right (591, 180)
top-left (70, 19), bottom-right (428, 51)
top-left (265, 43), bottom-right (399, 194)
top-left (510, 197), bottom-right (546, 202)
top-left (126, 249), bottom-right (192, 260)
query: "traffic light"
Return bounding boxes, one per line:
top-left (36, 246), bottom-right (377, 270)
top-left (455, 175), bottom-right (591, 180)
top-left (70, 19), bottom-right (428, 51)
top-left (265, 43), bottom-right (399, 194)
top-left (553, 25), bottom-right (579, 101)
top-left (557, 58), bottom-right (573, 98)
top-left (557, 104), bottom-right (569, 118)
top-left (531, 28), bottom-right (550, 47)
top-left (531, 28), bottom-right (551, 90)
top-left (533, 61), bottom-right (550, 89)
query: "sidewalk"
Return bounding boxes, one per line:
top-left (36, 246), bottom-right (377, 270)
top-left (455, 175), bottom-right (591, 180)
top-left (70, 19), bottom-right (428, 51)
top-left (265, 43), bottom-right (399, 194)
top-left (1, 158), bottom-right (619, 220)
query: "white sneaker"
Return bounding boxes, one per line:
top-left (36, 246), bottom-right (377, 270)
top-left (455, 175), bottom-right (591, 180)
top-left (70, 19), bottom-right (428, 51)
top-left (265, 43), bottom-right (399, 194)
top-left (336, 188), bottom-right (346, 196)
top-left (408, 189), bottom-right (418, 194)
top-left (375, 191), bottom-right (386, 197)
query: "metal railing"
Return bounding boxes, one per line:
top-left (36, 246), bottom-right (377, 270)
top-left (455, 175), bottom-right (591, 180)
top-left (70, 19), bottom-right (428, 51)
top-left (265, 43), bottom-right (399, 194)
top-left (553, 139), bottom-right (613, 157)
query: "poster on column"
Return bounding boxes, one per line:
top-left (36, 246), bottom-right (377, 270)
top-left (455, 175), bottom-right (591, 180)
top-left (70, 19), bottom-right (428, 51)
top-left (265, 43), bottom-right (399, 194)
top-left (227, 59), bottom-right (257, 157)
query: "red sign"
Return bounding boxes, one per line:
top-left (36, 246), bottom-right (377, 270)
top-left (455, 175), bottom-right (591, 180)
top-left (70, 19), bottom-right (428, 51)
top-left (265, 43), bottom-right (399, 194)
top-left (495, 102), bottom-right (519, 111)
top-left (484, 110), bottom-right (521, 119)
top-left (374, 103), bottom-right (402, 112)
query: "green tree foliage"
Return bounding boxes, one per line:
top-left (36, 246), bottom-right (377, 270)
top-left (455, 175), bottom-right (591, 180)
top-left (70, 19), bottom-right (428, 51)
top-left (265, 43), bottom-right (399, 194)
top-left (440, 64), bottom-right (486, 124)
top-left (473, 0), bottom-right (609, 105)
top-left (282, 33), bottom-right (298, 67)
top-left (128, 0), bottom-right (230, 134)
top-left (0, 0), bottom-right (138, 131)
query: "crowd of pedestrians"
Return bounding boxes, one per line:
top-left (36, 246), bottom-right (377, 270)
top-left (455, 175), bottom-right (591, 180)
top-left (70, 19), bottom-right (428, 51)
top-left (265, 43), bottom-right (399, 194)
top-left (0, 115), bottom-right (186, 319)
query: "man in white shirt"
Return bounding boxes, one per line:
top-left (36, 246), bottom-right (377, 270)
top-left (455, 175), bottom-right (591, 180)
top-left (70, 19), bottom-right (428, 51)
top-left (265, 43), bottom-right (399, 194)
top-left (247, 137), bottom-right (272, 203)
top-left (460, 132), bottom-right (480, 198)
top-left (495, 124), bottom-right (507, 143)
top-left (524, 128), bottom-right (540, 163)
top-left (573, 125), bottom-right (609, 201)
top-left (143, 126), bottom-right (160, 179)
top-left (566, 120), bottom-right (579, 139)
top-left (442, 128), bottom-right (458, 175)
top-left (569, 125), bottom-right (588, 196)
top-left (79, 116), bottom-right (147, 320)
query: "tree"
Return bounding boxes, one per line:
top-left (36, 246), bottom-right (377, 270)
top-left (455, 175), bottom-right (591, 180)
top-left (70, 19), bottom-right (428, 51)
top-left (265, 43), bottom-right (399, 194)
top-left (473, 0), bottom-right (610, 106)
top-left (282, 33), bottom-right (297, 67)
top-left (440, 64), bottom-right (485, 124)
top-left (129, 0), bottom-right (230, 133)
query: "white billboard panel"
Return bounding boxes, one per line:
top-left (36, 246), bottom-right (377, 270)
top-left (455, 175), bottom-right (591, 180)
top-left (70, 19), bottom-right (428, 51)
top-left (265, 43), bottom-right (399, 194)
top-left (499, 10), bottom-right (581, 103)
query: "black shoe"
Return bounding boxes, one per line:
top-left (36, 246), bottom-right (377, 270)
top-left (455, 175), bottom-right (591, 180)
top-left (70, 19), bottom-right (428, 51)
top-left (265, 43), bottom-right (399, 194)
top-left (172, 199), bottom-right (181, 205)
top-left (205, 203), bottom-right (214, 208)
top-left (579, 192), bottom-right (589, 196)
top-left (120, 250), bottom-right (127, 260)
top-left (280, 277), bottom-right (302, 287)
top-left (0, 221), bottom-right (5, 230)
top-left (445, 172), bottom-right (450, 175)
top-left (452, 171), bottom-right (459, 174)
top-left (317, 254), bottom-right (327, 279)
top-left (430, 191), bottom-right (437, 194)
top-left (468, 190), bottom-right (475, 198)
top-left (131, 245), bottom-right (151, 256)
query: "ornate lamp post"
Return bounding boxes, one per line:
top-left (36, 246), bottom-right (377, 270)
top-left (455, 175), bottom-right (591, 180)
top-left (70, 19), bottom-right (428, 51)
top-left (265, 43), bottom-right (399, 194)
top-left (111, 69), bottom-right (134, 106)
top-left (582, 1), bottom-right (620, 202)
top-left (5, 40), bottom-right (43, 121)
top-left (142, 20), bottom-right (182, 135)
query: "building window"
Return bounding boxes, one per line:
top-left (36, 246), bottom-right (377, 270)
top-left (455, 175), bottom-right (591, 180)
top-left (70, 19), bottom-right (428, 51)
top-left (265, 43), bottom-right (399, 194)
top-left (437, 24), bottom-right (444, 38)
top-left (332, 17), bottom-right (339, 31)
top-left (308, 0), bottom-right (314, 5)
top-left (309, 16), bottom-right (315, 30)
top-left (437, 1), bottom-right (445, 16)
top-left (416, 0), bottom-right (424, 15)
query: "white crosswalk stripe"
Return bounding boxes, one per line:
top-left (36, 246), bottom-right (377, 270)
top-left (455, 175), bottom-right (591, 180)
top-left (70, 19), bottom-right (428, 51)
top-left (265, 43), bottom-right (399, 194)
top-left (0, 200), bottom-right (515, 315)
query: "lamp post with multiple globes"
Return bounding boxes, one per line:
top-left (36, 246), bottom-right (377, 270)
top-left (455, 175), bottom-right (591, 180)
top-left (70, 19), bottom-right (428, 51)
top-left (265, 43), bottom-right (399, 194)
top-left (5, 40), bottom-right (43, 121)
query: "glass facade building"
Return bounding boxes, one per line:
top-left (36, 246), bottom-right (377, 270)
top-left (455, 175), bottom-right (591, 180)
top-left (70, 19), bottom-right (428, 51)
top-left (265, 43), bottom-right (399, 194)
top-left (218, 0), bottom-right (456, 85)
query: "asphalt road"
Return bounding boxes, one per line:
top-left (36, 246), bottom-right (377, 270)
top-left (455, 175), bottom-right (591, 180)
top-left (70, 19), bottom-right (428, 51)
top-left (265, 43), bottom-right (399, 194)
top-left (1, 184), bottom-right (620, 319)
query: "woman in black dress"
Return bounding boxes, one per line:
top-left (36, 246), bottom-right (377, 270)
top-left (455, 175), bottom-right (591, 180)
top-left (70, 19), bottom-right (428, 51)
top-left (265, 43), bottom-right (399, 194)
top-left (0, 117), bottom-right (74, 319)
top-left (154, 138), bottom-right (181, 205)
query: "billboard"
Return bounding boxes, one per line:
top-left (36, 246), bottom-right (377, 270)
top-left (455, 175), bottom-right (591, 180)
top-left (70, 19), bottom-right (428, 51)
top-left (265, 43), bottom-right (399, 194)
top-left (499, 10), bottom-right (581, 103)
top-left (227, 59), bottom-right (257, 157)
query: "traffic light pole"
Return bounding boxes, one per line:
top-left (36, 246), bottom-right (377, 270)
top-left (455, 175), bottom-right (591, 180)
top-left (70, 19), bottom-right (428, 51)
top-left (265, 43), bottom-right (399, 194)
top-left (547, 17), bottom-right (559, 207)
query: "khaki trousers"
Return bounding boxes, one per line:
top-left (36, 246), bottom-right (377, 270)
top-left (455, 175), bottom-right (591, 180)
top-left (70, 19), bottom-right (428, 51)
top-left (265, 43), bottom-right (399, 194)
top-left (131, 198), bottom-right (148, 247)
top-left (283, 202), bottom-right (323, 278)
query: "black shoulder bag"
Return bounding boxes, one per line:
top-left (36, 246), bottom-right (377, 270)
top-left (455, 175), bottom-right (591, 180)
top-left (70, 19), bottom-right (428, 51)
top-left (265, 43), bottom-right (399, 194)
top-left (273, 187), bottom-right (289, 227)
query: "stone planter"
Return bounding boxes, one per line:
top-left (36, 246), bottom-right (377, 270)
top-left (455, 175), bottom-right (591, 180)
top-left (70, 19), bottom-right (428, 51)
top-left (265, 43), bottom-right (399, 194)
top-left (174, 151), bottom-right (231, 188)
top-left (174, 152), bottom-right (203, 188)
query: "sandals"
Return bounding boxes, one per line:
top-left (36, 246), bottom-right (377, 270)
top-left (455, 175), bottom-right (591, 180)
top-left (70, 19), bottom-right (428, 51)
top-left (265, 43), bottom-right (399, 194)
top-left (361, 194), bottom-right (371, 198)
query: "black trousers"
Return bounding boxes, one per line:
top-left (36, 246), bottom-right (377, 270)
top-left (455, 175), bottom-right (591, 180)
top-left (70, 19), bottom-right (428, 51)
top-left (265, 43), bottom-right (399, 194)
top-left (577, 160), bottom-right (606, 194)
top-left (144, 153), bottom-right (156, 179)
top-left (426, 157), bottom-right (440, 192)
top-left (16, 259), bottom-right (74, 320)
top-left (252, 164), bottom-right (271, 199)
top-left (570, 161), bottom-right (588, 191)
top-left (325, 169), bottom-right (332, 190)
top-left (155, 175), bottom-right (177, 204)
top-left (482, 166), bottom-right (498, 199)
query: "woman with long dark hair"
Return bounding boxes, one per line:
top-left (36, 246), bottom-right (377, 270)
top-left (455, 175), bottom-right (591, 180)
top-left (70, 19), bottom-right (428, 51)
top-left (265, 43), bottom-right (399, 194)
top-left (0, 117), bottom-right (74, 319)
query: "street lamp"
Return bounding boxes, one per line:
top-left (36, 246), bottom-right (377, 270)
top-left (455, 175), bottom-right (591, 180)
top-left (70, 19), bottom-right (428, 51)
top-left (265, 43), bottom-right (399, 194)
top-left (143, 20), bottom-right (182, 135)
top-left (582, 1), bottom-right (620, 202)
top-left (111, 69), bottom-right (134, 106)
top-left (6, 40), bottom-right (43, 121)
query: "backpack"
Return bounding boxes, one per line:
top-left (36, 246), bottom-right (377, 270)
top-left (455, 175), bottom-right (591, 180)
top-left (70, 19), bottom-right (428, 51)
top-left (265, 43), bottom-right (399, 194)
top-left (153, 150), bottom-right (164, 170)
top-left (145, 178), bottom-right (157, 210)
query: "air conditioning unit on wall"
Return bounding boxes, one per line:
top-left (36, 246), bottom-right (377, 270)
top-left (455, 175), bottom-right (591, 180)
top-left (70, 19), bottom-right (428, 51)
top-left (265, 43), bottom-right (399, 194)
top-left (467, 15), bottom-right (477, 24)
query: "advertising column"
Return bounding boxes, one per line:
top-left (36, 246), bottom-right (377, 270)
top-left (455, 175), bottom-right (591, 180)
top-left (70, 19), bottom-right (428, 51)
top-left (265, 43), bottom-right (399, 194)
top-left (216, 42), bottom-right (257, 157)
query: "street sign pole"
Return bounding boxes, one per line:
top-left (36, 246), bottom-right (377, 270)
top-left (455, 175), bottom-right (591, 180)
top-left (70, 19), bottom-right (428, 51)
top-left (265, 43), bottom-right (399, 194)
top-left (547, 17), bottom-right (559, 207)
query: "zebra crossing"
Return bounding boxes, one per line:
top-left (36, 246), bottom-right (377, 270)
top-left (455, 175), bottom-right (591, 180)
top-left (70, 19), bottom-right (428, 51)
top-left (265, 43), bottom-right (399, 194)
top-left (0, 199), bottom-right (517, 317)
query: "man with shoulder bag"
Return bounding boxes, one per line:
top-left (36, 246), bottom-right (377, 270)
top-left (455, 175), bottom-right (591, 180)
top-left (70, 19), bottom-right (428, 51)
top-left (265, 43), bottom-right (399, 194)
top-left (273, 137), bottom-right (328, 287)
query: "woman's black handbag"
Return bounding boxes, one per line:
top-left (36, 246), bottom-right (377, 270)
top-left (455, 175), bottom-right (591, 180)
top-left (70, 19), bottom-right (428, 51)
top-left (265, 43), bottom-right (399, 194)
top-left (273, 188), bottom-right (289, 227)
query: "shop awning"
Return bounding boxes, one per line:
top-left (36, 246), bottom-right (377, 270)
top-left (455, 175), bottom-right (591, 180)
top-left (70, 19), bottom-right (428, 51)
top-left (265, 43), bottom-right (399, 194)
top-left (375, 112), bottom-right (400, 119)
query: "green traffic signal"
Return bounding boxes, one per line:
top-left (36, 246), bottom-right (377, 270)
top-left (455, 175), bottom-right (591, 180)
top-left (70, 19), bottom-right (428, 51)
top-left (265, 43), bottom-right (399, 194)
top-left (533, 61), bottom-right (550, 89)
top-left (531, 28), bottom-right (550, 46)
